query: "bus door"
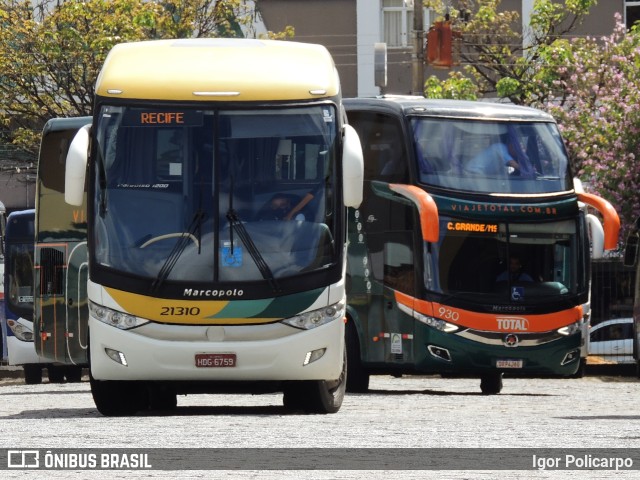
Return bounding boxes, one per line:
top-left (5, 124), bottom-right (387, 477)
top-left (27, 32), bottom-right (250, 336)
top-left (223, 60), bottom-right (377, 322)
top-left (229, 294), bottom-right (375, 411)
top-left (35, 119), bottom-right (89, 365)
top-left (348, 110), bottom-right (417, 366)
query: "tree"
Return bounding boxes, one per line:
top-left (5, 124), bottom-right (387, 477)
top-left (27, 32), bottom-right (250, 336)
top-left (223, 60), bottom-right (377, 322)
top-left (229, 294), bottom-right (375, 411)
top-left (423, 0), bottom-right (597, 104)
top-left (423, 1), bottom-right (640, 239)
top-left (530, 18), bottom-right (640, 237)
top-left (0, 0), bottom-right (291, 170)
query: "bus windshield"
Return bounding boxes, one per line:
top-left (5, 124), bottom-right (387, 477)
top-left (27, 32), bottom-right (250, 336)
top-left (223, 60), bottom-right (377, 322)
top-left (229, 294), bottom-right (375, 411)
top-left (428, 217), bottom-right (586, 304)
top-left (411, 117), bottom-right (571, 194)
top-left (94, 104), bottom-right (338, 284)
top-left (6, 236), bottom-right (34, 320)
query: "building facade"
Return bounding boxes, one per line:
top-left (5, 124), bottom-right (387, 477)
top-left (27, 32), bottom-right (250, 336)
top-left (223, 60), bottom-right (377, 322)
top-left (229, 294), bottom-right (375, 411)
top-left (258, 0), bottom-right (630, 97)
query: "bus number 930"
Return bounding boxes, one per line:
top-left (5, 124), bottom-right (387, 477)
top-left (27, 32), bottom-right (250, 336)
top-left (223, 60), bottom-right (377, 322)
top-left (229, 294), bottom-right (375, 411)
top-left (438, 306), bottom-right (460, 322)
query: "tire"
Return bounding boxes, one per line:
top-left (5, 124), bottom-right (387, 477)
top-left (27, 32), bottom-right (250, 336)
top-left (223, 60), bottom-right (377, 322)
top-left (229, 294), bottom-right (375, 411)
top-left (480, 372), bottom-right (503, 394)
top-left (345, 320), bottom-right (370, 393)
top-left (47, 365), bottom-right (65, 383)
top-left (23, 365), bottom-right (43, 385)
top-left (283, 348), bottom-right (347, 414)
top-left (90, 375), bottom-right (149, 416)
top-left (148, 385), bottom-right (178, 411)
top-left (64, 366), bottom-right (84, 383)
top-left (571, 358), bottom-right (587, 379)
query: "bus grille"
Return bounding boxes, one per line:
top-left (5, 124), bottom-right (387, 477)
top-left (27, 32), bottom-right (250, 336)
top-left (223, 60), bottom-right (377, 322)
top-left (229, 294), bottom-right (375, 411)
top-left (39, 248), bottom-right (65, 296)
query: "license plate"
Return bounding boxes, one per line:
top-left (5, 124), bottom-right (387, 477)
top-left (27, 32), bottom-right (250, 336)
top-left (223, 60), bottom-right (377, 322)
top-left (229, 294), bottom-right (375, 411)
top-left (496, 359), bottom-right (523, 369)
top-left (195, 353), bottom-right (236, 368)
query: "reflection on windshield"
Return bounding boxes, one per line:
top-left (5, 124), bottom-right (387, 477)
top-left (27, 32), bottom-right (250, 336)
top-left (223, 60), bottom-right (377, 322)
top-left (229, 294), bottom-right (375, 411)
top-left (93, 105), bottom-right (338, 284)
top-left (411, 117), bottom-right (572, 194)
top-left (431, 218), bottom-right (583, 303)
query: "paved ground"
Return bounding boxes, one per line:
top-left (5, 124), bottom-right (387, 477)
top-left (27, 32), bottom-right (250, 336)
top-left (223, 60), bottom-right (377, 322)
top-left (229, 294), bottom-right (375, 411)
top-left (0, 363), bottom-right (639, 479)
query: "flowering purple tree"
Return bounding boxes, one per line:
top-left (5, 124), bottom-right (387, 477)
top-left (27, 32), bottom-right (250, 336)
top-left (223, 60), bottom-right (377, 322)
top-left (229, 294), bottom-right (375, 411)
top-left (424, 2), bottom-right (639, 239)
top-left (528, 15), bottom-right (640, 239)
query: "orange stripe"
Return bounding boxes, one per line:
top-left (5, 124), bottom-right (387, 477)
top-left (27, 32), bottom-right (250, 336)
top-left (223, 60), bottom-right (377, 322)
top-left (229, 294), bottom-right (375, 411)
top-left (389, 184), bottom-right (439, 242)
top-left (394, 291), bottom-right (582, 333)
top-left (577, 192), bottom-right (620, 250)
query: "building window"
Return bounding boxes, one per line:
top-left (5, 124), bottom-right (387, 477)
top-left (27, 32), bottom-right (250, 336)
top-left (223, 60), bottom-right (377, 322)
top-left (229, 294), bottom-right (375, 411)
top-left (383, 0), bottom-right (433, 49)
top-left (382, 0), bottom-right (411, 48)
top-left (627, 1), bottom-right (640, 29)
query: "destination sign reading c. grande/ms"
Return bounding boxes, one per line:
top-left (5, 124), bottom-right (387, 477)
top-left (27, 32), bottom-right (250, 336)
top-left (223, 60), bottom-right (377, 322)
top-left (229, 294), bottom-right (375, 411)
top-left (447, 222), bottom-right (498, 233)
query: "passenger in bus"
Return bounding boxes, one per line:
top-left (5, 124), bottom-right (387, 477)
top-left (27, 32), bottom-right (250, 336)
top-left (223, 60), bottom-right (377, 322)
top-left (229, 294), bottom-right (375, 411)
top-left (466, 139), bottom-right (521, 176)
top-left (496, 255), bottom-right (534, 283)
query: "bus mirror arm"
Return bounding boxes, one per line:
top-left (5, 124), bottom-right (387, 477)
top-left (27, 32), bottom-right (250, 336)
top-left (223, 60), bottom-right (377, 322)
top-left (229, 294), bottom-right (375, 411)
top-left (388, 184), bottom-right (439, 243)
top-left (65, 124), bottom-right (91, 207)
top-left (577, 192), bottom-right (620, 251)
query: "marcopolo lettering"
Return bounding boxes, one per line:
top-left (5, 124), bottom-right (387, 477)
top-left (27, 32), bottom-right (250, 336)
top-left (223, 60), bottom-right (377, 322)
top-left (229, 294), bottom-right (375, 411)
top-left (184, 288), bottom-right (244, 298)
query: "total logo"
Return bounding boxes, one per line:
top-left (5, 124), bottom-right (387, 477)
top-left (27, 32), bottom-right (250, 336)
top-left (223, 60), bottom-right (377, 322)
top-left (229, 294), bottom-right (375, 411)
top-left (496, 316), bottom-right (529, 331)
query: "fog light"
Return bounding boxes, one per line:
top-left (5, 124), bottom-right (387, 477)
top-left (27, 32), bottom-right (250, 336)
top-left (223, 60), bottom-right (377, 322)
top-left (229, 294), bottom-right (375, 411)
top-left (561, 349), bottom-right (580, 366)
top-left (427, 345), bottom-right (452, 362)
top-left (303, 348), bottom-right (326, 366)
top-left (105, 348), bottom-right (128, 366)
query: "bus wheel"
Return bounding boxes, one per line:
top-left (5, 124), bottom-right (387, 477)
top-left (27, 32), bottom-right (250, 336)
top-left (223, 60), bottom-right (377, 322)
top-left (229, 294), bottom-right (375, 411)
top-left (480, 373), bottom-right (503, 394)
top-left (90, 376), bottom-right (148, 416)
top-left (64, 366), bottom-right (84, 383)
top-left (571, 358), bottom-right (587, 379)
top-left (283, 350), bottom-right (347, 414)
top-left (23, 365), bottom-right (43, 385)
top-left (345, 320), bottom-right (370, 393)
top-left (47, 366), bottom-right (65, 383)
top-left (148, 385), bottom-right (178, 411)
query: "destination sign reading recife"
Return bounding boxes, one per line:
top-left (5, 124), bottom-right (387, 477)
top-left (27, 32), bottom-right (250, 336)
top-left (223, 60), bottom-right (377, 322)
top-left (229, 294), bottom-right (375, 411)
top-left (446, 222), bottom-right (498, 233)
top-left (122, 110), bottom-right (204, 127)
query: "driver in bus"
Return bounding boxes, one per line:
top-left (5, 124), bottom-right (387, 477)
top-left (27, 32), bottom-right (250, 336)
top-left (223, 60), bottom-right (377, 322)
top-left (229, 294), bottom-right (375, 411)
top-left (496, 255), bottom-right (534, 283)
top-left (257, 193), bottom-right (306, 221)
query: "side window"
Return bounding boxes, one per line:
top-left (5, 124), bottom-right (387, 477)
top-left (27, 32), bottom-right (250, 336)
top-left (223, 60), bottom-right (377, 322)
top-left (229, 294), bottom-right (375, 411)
top-left (347, 111), bottom-right (409, 183)
top-left (348, 110), bottom-right (415, 294)
top-left (384, 233), bottom-right (415, 295)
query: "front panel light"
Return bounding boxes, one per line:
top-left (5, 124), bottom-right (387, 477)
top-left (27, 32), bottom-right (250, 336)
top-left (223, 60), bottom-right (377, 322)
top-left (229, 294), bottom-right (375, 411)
top-left (7, 319), bottom-right (34, 341)
top-left (282, 302), bottom-right (345, 330)
top-left (89, 301), bottom-right (149, 330)
top-left (414, 311), bottom-right (459, 333)
top-left (557, 322), bottom-right (580, 336)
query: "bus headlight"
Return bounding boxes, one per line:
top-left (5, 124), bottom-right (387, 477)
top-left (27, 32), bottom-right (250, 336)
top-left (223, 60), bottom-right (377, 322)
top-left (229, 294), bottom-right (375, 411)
top-left (6, 319), bottom-right (34, 342)
top-left (282, 302), bottom-right (345, 330)
top-left (414, 311), bottom-right (459, 333)
top-left (557, 322), bottom-right (581, 336)
top-left (90, 301), bottom-right (149, 330)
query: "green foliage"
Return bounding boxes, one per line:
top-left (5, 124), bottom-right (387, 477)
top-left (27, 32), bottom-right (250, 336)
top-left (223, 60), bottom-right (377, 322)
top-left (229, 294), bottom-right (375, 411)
top-left (424, 72), bottom-right (477, 100)
top-left (0, 0), bottom-right (290, 159)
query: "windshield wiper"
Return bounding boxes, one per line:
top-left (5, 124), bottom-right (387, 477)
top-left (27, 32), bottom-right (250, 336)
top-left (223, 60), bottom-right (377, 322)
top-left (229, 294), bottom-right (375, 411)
top-left (151, 210), bottom-right (205, 293)
top-left (226, 180), bottom-right (280, 293)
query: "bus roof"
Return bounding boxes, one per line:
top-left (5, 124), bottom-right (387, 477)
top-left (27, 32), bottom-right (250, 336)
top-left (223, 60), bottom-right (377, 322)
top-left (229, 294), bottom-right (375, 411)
top-left (343, 96), bottom-right (556, 123)
top-left (6, 209), bottom-right (35, 239)
top-left (96, 39), bottom-right (340, 102)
